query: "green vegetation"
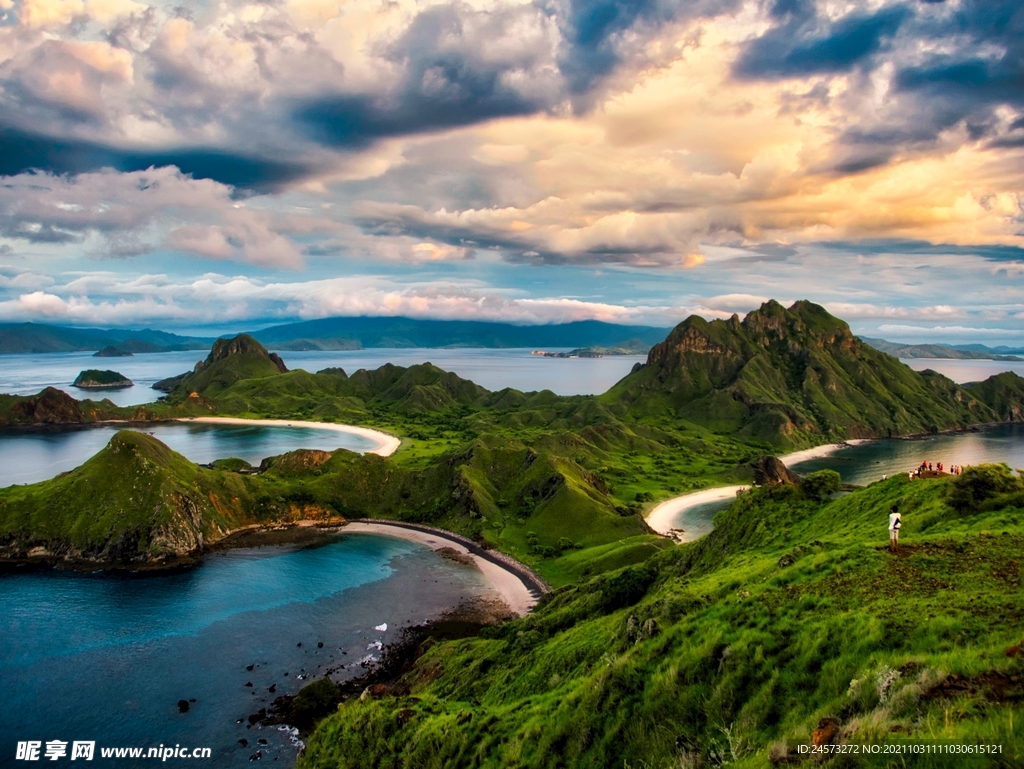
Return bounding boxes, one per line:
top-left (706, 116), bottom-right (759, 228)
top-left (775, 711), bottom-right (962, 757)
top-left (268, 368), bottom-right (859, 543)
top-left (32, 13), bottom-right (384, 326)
top-left (605, 300), bottom-right (1011, 448)
top-left (0, 431), bottom-right (271, 562)
top-left (5, 300), bottom-right (1024, 765)
top-left (72, 369), bottom-right (133, 388)
top-left (300, 472), bottom-right (1024, 768)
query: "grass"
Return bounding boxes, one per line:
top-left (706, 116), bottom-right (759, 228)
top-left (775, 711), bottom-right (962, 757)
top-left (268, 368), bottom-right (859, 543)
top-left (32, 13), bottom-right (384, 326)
top-left (298, 472), bottom-right (1024, 768)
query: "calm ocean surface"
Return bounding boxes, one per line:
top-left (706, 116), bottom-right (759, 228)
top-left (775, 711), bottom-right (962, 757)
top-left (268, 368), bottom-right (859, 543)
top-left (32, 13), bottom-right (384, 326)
top-left (0, 347), bottom-right (647, 406)
top-left (0, 534), bottom-right (494, 767)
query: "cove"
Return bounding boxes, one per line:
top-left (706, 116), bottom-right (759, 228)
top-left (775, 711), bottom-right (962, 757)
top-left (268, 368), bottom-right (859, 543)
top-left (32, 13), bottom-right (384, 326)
top-left (650, 423), bottom-right (1024, 538)
top-left (0, 533), bottom-right (495, 766)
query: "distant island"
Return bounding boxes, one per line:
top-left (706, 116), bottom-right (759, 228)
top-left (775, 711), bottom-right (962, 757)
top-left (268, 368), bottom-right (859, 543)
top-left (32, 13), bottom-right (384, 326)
top-left (532, 339), bottom-right (651, 358)
top-left (0, 318), bottom-right (669, 355)
top-left (863, 337), bottom-right (1024, 361)
top-left (72, 369), bottom-right (134, 389)
top-left (94, 345), bottom-right (133, 357)
top-left (5, 318), bottom-right (1022, 360)
top-left (531, 349), bottom-right (603, 358)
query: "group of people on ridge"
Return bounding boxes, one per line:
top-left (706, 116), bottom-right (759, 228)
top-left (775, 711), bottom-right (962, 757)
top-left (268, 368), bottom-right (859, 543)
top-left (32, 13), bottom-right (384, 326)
top-left (908, 460), bottom-right (963, 479)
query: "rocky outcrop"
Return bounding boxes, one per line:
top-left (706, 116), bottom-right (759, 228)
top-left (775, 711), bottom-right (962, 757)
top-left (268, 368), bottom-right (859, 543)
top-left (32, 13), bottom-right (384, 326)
top-left (751, 456), bottom-right (801, 486)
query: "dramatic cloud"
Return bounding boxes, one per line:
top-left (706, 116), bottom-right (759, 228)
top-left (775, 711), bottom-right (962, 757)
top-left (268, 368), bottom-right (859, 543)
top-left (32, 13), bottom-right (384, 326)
top-left (0, 0), bottom-right (1022, 341)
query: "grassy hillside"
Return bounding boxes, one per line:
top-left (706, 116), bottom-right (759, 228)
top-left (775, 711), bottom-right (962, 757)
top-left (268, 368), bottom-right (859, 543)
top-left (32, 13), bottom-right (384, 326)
top-left (965, 372), bottom-right (1024, 423)
top-left (0, 431), bottom-right (277, 562)
top-left (606, 301), bottom-right (998, 448)
top-left (300, 470), bottom-right (1024, 768)
top-left (0, 387), bottom-right (145, 425)
top-left (162, 334), bottom-right (289, 399)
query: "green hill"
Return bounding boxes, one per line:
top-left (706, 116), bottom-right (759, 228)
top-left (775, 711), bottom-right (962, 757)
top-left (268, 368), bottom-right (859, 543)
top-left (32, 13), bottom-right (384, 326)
top-left (300, 469), bottom-right (1024, 768)
top-left (163, 334), bottom-right (289, 399)
top-left (605, 300), bottom-right (997, 447)
top-left (964, 372), bottom-right (1024, 423)
top-left (0, 387), bottom-right (140, 425)
top-left (0, 431), bottom-right (274, 563)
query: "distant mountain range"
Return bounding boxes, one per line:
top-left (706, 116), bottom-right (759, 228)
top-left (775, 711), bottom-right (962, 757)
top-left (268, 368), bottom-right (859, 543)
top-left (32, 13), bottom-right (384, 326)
top-left (249, 316), bottom-right (669, 351)
top-left (0, 317), bottom-right (670, 355)
top-left (861, 337), bottom-right (1024, 360)
top-left (3, 317), bottom-right (1023, 360)
top-left (0, 323), bottom-right (213, 354)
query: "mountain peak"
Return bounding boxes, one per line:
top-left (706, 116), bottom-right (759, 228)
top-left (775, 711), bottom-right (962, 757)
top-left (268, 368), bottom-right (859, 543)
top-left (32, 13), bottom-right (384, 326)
top-left (610, 298), bottom-right (994, 447)
top-left (208, 334), bottom-right (288, 372)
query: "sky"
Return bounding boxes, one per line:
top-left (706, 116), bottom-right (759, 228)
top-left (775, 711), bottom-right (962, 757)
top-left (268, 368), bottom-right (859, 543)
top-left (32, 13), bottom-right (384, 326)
top-left (0, 0), bottom-right (1022, 343)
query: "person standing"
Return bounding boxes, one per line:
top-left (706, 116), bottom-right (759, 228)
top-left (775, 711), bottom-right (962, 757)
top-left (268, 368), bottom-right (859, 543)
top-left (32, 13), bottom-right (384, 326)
top-left (889, 506), bottom-right (902, 552)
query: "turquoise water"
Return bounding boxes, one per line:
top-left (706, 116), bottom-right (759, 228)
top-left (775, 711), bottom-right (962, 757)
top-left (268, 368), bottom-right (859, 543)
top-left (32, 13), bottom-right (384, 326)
top-left (0, 534), bottom-right (492, 766)
top-left (0, 423), bottom-right (376, 487)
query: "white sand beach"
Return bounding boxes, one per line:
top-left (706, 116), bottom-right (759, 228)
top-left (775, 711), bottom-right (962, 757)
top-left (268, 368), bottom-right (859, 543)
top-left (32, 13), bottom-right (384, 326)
top-left (778, 440), bottom-right (867, 466)
top-left (645, 441), bottom-right (865, 538)
top-left (340, 521), bottom-right (537, 616)
top-left (646, 485), bottom-right (749, 537)
top-left (174, 417), bottom-right (401, 457)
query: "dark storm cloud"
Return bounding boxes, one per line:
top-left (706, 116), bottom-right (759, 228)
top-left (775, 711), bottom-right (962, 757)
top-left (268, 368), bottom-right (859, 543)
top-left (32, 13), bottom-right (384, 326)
top-left (736, 0), bottom-right (1024, 172)
top-left (297, 3), bottom-right (560, 147)
top-left (0, 127), bottom-right (310, 191)
top-left (734, 1), bottom-right (908, 79)
top-left (295, 0), bottom-right (740, 149)
top-left (555, 0), bottom-right (742, 97)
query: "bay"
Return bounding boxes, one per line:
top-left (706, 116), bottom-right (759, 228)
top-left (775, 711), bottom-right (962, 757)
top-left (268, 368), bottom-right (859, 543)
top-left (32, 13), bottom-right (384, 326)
top-left (661, 424), bottom-right (1024, 533)
top-left (0, 533), bottom-right (495, 766)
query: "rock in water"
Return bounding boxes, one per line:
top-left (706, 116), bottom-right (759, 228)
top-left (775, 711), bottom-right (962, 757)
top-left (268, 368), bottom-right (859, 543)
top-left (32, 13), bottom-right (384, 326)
top-left (177, 699), bottom-right (190, 713)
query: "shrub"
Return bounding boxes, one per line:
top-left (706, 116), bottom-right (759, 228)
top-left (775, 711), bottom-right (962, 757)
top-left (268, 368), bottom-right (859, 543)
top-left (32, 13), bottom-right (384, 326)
top-left (946, 463), bottom-right (1024, 513)
top-left (800, 469), bottom-right (842, 501)
top-left (600, 564), bottom-right (658, 611)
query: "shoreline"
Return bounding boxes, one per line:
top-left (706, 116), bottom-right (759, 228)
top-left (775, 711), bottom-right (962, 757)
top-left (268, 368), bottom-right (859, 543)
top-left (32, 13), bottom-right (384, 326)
top-left (645, 441), bottom-right (862, 538)
top-left (1, 519), bottom-right (548, 620)
top-left (173, 417), bottom-right (400, 457)
top-left (340, 521), bottom-right (545, 617)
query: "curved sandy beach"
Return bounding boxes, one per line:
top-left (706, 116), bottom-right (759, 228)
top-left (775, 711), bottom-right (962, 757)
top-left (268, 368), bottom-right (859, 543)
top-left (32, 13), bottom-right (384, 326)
top-left (174, 417), bottom-right (401, 457)
top-left (646, 485), bottom-right (749, 539)
top-left (340, 521), bottom-right (540, 617)
top-left (645, 442), bottom-right (862, 538)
